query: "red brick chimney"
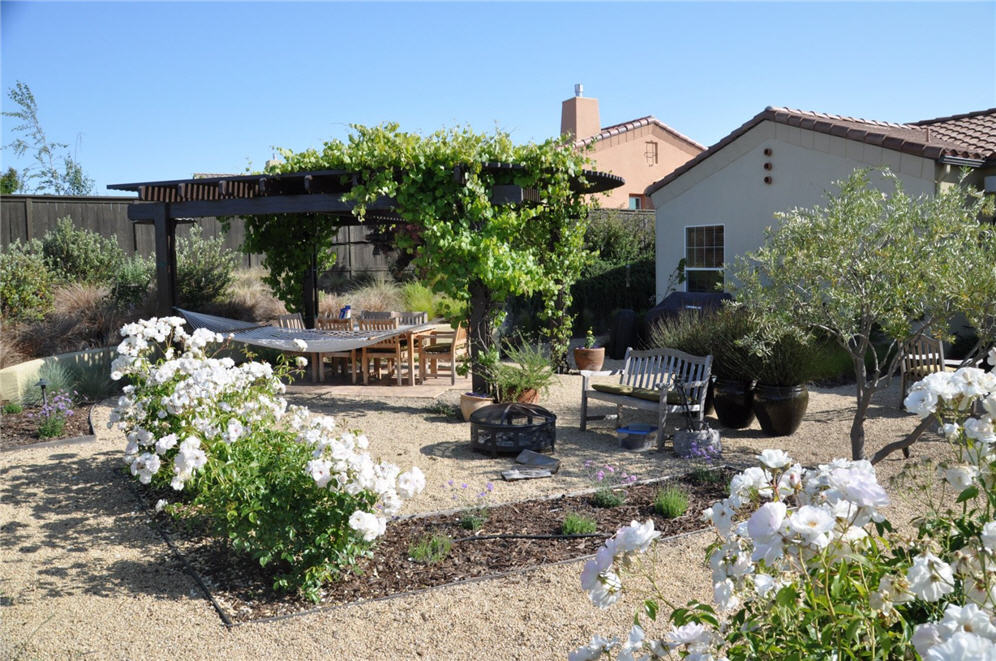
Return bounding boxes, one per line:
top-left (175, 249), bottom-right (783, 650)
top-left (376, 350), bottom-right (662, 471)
top-left (561, 83), bottom-right (600, 140)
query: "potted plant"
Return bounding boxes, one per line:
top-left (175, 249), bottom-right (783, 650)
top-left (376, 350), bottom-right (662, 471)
top-left (708, 309), bottom-right (763, 429)
top-left (573, 328), bottom-right (605, 372)
top-left (489, 340), bottom-right (558, 404)
top-left (750, 331), bottom-right (812, 436)
top-left (460, 392), bottom-right (493, 422)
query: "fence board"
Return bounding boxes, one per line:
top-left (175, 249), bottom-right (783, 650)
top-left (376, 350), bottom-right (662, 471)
top-left (0, 194), bottom-right (391, 277)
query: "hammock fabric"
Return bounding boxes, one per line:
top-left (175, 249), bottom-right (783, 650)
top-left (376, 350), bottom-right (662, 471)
top-left (176, 309), bottom-right (425, 354)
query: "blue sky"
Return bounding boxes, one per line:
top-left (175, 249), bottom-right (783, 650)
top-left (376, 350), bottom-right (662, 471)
top-left (2, 1), bottom-right (994, 196)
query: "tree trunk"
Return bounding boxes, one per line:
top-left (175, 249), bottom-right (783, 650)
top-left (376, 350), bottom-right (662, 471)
top-left (468, 279), bottom-right (495, 394)
top-left (850, 356), bottom-right (874, 460)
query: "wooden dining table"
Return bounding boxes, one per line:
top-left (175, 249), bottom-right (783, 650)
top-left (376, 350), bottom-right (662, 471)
top-left (312, 323), bottom-right (434, 385)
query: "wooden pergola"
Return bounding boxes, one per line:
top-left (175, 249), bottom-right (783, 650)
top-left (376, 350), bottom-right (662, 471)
top-left (109, 165), bottom-right (623, 328)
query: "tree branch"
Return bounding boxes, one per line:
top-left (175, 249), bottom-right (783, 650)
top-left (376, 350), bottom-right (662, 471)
top-left (870, 417), bottom-right (934, 464)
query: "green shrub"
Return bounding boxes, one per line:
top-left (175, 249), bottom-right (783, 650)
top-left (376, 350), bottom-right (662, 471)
top-left (68, 358), bottom-right (120, 401)
top-left (592, 487), bottom-right (625, 508)
top-left (459, 510), bottom-right (488, 531)
top-left (570, 259), bottom-right (656, 335)
top-left (112, 255), bottom-right (153, 308)
top-left (561, 512), bottom-right (598, 535)
top-left (41, 217), bottom-right (124, 284)
top-left (654, 486), bottom-right (689, 518)
top-left (401, 281), bottom-right (437, 316)
top-left (175, 226), bottom-right (239, 308)
top-left (194, 427), bottom-right (378, 597)
top-left (3, 402), bottom-right (23, 415)
top-left (408, 534), bottom-right (452, 564)
top-left (0, 239), bottom-right (54, 321)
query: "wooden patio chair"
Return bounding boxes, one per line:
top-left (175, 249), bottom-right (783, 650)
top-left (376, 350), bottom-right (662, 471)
top-left (316, 316), bottom-right (358, 383)
top-left (358, 317), bottom-right (406, 385)
top-left (275, 313), bottom-right (319, 380)
top-left (899, 335), bottom-right (959, 407)
top-left (358, 310), bottom-right (398, 321)
top-left (418, 323), bottom-right (468, 386)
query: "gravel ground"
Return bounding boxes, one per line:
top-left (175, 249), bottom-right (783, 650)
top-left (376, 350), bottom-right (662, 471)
top-left (0, 369), bottom-right (950, 660)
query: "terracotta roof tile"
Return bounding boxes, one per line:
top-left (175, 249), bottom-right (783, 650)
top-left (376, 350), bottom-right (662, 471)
top-left (578, 115), bottom-right (705, 151)
top-left (646, 106), bottom-right (996, 197)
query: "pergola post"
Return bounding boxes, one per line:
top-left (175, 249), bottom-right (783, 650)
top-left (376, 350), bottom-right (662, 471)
top-left (152, 203), bottom-right (178, 316)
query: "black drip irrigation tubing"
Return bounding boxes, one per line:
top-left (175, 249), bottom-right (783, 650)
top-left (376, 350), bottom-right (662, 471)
top-left (126, 480), bottom-right (234, 628)
top-left (451, 532), bottom-right (608, 543)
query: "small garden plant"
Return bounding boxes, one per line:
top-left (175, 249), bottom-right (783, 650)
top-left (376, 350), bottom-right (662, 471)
top-left (446, 480), bottom-right (494, 531)
top-left (2, 402), bottom-right (23, 415)
top-left (561, 512), bottom-right (598, 535)
top-left (584, 460), bottom-right (637, 508)
top-left (653, 486), bottom-right (689, 519)
top-left (408, 534), bottom-right (452, 565)
top-left (32, 390), bottom-right (75, 438)
top-left (584, 328), bottom-right (598, 349)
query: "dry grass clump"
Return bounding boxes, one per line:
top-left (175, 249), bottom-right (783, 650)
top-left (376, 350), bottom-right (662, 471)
top-left (319, 275), bottom-right (405, 317)
top-left (201, 267), bottom-right (287, 322)
top-left (14, 283), bottom-right (127, 358)
top-left (0, 327), bottom-right (28, 368)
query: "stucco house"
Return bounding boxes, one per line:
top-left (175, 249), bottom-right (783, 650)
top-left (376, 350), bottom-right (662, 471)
top-left (561, 85), bottom-right (703, 210)
top-left (646, 106), bottom-right (996, 301)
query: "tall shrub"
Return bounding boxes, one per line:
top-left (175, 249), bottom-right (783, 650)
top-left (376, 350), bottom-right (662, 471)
top-left (0, 238), bottom-right (54, 321)
top-left (41, 216), bottom-right (124, 283)
top-left (175, 226), bottom-right (239, 308)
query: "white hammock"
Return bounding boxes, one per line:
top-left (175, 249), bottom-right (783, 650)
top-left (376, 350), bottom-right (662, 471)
top-left (177, 308), bottom-right (422, 353)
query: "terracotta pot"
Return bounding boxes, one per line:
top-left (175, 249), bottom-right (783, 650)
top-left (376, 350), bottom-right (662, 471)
top-left (752, 384), bottom-right (809, 436)
top-left (712, 379), bottom-right (755, 429)
top-left (574, 347), bottom-right (605, 372)
top-left (460, 393), bottom-right (493, 422)
top-left (516, 389), bottom-right (539, 404)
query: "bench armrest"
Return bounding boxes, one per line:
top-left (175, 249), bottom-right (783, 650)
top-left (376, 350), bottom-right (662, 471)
top-left (581, 369), bottom-right (617, 390)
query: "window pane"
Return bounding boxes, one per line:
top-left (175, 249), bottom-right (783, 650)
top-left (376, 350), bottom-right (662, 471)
top-left (687, 270), bottom-right (723, 293)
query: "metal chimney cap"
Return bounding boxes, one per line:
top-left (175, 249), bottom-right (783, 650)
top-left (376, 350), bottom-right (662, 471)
top-left (574, 83), bottom-right (583, 97)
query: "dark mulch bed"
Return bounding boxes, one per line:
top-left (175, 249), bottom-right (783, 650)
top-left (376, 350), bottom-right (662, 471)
top-left (0, 404), bottom-right (94, 450)
top-left (140, 470), bottom-right (731, 624)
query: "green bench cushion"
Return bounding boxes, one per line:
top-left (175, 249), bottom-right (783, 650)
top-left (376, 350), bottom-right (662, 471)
top-left (423, 342), bottom-right (453, 354)
top-left (591, 383), bottom-right (684, 404)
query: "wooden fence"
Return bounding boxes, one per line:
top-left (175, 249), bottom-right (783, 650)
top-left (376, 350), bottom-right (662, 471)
top-left (0, 194), bottom-right (392, 277)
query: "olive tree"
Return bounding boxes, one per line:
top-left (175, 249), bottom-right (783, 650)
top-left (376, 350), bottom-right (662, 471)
top-left (732, 169), bottom-right (995, 461)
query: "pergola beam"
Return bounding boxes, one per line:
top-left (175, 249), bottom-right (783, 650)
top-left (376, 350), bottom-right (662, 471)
top-left (127, 194), bottom-right (398, 223)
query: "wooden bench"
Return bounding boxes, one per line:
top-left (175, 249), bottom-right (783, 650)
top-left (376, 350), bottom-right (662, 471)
top-left (580, 347), bottom-right (713, 436)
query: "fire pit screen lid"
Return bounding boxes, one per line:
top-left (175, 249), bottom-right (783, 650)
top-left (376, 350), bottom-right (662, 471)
top-left (469, 403), bottom-right (556, 426)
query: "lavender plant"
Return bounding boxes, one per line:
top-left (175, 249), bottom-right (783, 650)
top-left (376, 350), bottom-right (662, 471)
top-left (584, 460), bottom-right (638, 508)
top-left (446, 479), bottom-right (494, 530)
top-left (32, 390), bottom-right (75, 438)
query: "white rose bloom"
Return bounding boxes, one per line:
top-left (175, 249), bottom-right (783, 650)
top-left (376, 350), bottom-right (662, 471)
top-left (907, 552), bottom-right (956, 602)
top-left (940, 603), bottom-right (996, 640)
top-left (965, 417), bottom-right (996, 444)
top-left (306, 459), bottom-right (333, 488)
top-left (753, 573), bottom-right (776, 598)
top-left (155, 499), bottom-right (168, 513)
top-left (665, 622), bottom-right (713, 648)
top-left (905, 388), bottom-right (940, 418)
top-left (941, 423), bottom-right (962, 440)
top-left (988, 346), bottom-right (996, 369)
top-left (396, 466), bottom-right (426, 499)
top-left (293, 338), bottom-right (308, 351)
top-left (758, 449), bottom-right (792, 470)
top-left (713, 578), bottom-right (739, 611)
top-left (348, 510), bottom-right (386, 542)
top-left (585, 570), bottom-right (622, 609)
top-left (942, 464), bottom-right (979, 492)
top-left (155, 433), bottom-right (178, 454)
top-left (982, 522), bottom-right (996, 551)
top-left (568, 635), bottom-right (618, 661)
top-left (912, 622), bottom-right (946, 658)
top-left (130, 452), bottom-right (161, 484)
top-left (788, 505), bottom-right (835, 543)
top-left (615, 519), bottom-right (660, 555)
top-left (294, 356), bottom-right (308, 368)
top-left (924, 630), bottom-right (996, 660)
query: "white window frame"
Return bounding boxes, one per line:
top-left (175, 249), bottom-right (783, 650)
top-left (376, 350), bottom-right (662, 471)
top-left (683, 223), bottom-right (725, 293)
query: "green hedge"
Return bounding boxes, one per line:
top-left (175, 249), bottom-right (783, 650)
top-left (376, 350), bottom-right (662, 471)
top-left (570, 258), bottom-right (655, 334)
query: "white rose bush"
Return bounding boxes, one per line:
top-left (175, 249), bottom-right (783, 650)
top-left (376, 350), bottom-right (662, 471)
top-left (571, 348), bottom-right (996, 660)
top-left (110, 317), bottom-right (425, 600)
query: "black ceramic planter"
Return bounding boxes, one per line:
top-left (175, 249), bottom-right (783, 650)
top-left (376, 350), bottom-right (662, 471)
top-left (752, 384), bottom-right (809, 437)
top-left (712, 379), bottom-right (755, 429)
